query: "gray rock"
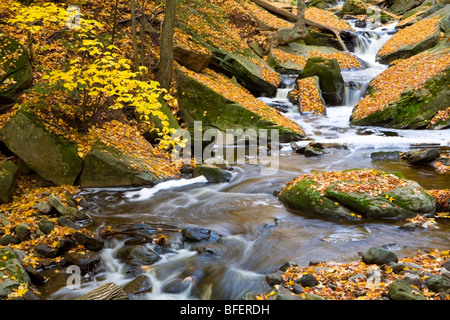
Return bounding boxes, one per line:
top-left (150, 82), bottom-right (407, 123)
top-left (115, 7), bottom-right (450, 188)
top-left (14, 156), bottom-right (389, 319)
top-left (57, 216), bottom-right (80, 229)
top-left (34, 201), bottom-right (53, 214)
top-left (388, 279), bottom-right (426, 300)
top-left (34, 244), bottom-right (59, 258)
top-left (362, 247), bottom-right (398, 265)
top-left (38, 219), bottom-right (55, 235)
top-left (182, 227), bottom-right (220, 242)
top-left (349, 273), bottom-right (367, 283)
top-left (116, 245), bottom-right (161, 266)
top-left (0, 235), bottom-right (20, 245)
top-left (47, 194), bottom-right (87, 221)
top-left (64, 249), bottom-right (102, 272)
top-left (403, 273), bottom-right (422, 288)
top-left (74, 231), bottom-right (104, 252)
top-left (193, 164), bottom-right (232, 183)
top-left (122, 275), bottom-right (153, 295)
top-left (266, 271), bottom-right (283, 286)
top-left (423, 274), bottom-right (450, 293)
top-left (405, 148), bottom-right (440, 165)
top-left (279, 260), bottom-right (298, 272)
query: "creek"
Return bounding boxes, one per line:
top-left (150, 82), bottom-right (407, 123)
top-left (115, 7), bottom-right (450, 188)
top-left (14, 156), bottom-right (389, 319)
top-left (41, 19), bottom-right (450, 300)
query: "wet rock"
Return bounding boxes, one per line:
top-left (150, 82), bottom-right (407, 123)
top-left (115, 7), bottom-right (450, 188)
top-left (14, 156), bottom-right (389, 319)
top-left (404, 148), bottom-right (440, 165)
top-left (122, 275), bottom-right (153, 295)
top-left (116, 245), bottom-right (161, 267)
top-left (57, 238), bottom-right (77, 256)
top-left (182, 227), bottom-right (220, 243)
top-left (0, 161), bottom-right (18, 204)
top-left (74, 232), bottom-right (104, 252)
top-left (296, 273), bottom-right (318, 287)
top-left (193, 164), bottom-right (232, 183)
top-left (370, 151), bottom-right (403, 160)
top-left (47, 194), bottom-right (88, 221)
top-left (163, 277), bottom-right (192, 294)
top-left (266, 271), bottom-right (283, 286)
top-left (297, 57), bottom-right (345, 106)
top-left (362, 247), bottom-right (398, 265)
top-left (304, 146), bottom-right (324, 157)
top-left (423, 274), bottom-right (450, 293)
top-left (63, 249), bottom-right (102, 273)
top-left (38, 219), bottom-right (55, 235)
top-left (23, 265), bottom-right (46, 285)
top-left (388, 279), bottom-right (426, 300)
top-left (34, 244), bottom-right (59, 259)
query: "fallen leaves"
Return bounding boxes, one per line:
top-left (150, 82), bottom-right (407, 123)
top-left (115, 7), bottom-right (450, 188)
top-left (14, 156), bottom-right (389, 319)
top-left (352, 48), bottom-right (450, 121)
top-left (293, 77), bottom-right (326, 115)
top-left (378, 15), bottom-right (440, 57)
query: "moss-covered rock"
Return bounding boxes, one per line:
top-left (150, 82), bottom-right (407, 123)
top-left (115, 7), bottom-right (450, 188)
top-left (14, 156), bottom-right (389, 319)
top-left (0, 32), bottom-right (33, 105)
top-left (390, 0), bottom-right (425, 15)
top-left (0, 247), bottom-right (31, 299)
top-left (0, 161), bottom-right (18, 204)
top-left (350, 64), bottom-right (450, 129)
top-left (193, 164), bottom-right (232, 183)
top-left (0, 112), bottom-right (83, 186)
top-left (79, 142), bottom-right (162, 188)
top-left (297, 57), bottom-right (345, 106)
top-left (278, 169), bottom-right (436, 221)
top-left (388, 279), bottom-right (427, 300)
top-left (175, 68), bottom-right (305, 143)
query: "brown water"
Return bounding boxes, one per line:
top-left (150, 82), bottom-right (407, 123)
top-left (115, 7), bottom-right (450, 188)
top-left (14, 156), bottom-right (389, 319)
top-left (39, 20), bottom-right (450, 301)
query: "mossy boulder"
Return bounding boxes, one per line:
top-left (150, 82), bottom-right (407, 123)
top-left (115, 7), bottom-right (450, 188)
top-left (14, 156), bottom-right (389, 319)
top-left (79, 142), bottom-right (162, 188)
top-left (0, 112), bottom-right (83, 186)
top-left (175, 68), bottom-right (305, 143)
top-left (209, 49), bottom-right (279, 96)
top-left (390, 0), bottom-right (425, 15)
top-left (388, 279), bottom-right (427, 300)
top-left (278, 169), bottom-right (436, 221)
top-left (0, 32), bottom-right (33, 105)
top-left (350, 63), bottom-right (450, 129)
top-left (193, 164), bottom-right (232, 183)
top-left (342, 0), bottom-right (369, 15)
top-left (0, 247), bottom-right (31, 299)
top-left (297, 57), bottom-right (345, 106)
top-left (0, 161), bottom-right (18, 204)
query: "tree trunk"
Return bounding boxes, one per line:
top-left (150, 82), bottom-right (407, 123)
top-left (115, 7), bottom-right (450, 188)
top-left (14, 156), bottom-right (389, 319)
top-left (156, 0), bottom-right (176, 90)
top-left (131, 0), bottom-right (140, 73)
top-left (249, 0), bottom-right (351, 51)
top-left (75, 282), bottom-right (129, 300)
top-left (276, 0), bottom-right (308, 46)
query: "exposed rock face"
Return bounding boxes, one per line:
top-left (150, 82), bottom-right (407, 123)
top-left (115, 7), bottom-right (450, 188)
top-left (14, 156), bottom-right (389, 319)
top-left (0, 112), bottom-right (83, 186)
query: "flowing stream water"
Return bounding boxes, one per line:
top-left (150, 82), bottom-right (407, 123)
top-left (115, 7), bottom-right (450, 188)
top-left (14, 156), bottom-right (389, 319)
top-left (42, 20), bottom-right (450, 300)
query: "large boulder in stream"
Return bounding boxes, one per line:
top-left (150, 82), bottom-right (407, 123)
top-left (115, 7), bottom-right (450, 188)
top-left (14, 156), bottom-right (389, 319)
top-left (351, 45), bottom-right (450, 129)
top-left (0, 111), bottom-right (83, 185)
top-left (296, 57), bottom-right (345, 106)
top-left (278, 169), bottom-right (436, 221)
top-left (175, 66), bottom-right (305, 143)
top-left (79, 141), bottom-right (163, 188)
top-left (0, 32), bottom-right (33, 105)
